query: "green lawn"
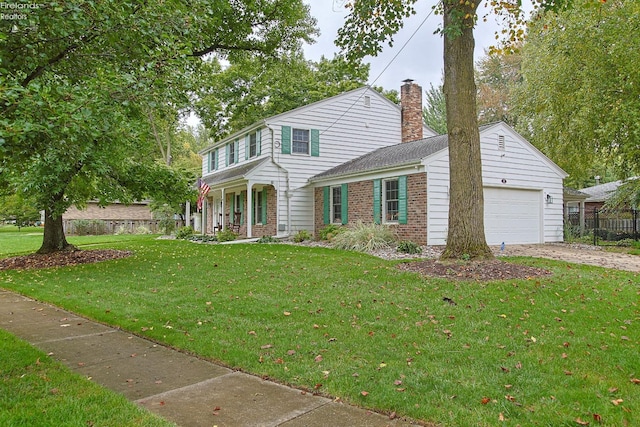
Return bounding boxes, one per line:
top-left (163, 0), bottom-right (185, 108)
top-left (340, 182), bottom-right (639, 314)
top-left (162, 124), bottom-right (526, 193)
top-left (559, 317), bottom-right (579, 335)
top-left (1, 233), bottom-right (638, 426)
top-left (0, 329), bottom-right (174, 427)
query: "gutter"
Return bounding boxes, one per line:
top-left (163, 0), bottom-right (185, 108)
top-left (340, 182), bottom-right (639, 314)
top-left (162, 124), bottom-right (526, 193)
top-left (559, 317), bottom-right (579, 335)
top-left (265, 121), bottom-right (291, 237)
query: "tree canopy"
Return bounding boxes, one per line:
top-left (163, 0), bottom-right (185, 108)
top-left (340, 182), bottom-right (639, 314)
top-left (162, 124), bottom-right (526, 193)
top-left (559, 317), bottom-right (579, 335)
top-left (514, 0), bottom-right (640, 191)
top-left (194, 52), bottom-right (369, 139)
top-left (0, 0), bottom-right (316, 253)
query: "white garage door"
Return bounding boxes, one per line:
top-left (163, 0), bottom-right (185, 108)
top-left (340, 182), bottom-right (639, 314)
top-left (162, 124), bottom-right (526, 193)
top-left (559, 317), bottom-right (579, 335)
top-left (483, 187), bottom-right (542, 245)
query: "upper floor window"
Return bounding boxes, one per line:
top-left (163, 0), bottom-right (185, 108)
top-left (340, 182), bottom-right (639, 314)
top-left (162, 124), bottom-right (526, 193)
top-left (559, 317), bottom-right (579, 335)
top-left (226, 140), bottom-right (239, 166)
top-left (281, 126), bottom-right (319, 157)
top-left (208, 149), bottom-right (218, 172)
top-left (249, 133), bottom-right (258, 157)
top-left (292, 129), bottom-right (310, 154)
top-left (246, 129), bottom-right (261, 160)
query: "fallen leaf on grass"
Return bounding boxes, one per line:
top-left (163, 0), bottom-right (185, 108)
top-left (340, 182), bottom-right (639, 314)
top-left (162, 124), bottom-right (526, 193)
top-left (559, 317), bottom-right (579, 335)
top-left (361, 391), bottom-right (369, 396)
top-left (575, 417), bottom-right (589, 425)
top-left (631, 378), bottom-right (640, 384)
top-left (498, 412), bottom-right (505, 422)
top-left (593, 413), bottom-right (602, 422)
top-left (283, 311), bottom-right (291, 316)
top-left (611, 399), bottom-right (624, 406)
top-left (314, 355), bottom-right (323, 363)
top-left (481, 397), bottom-right (491, 405)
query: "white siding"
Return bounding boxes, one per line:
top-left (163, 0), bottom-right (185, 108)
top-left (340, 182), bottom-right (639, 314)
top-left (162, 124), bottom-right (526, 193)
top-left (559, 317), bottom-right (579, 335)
top-left (267, 87), bottom-right (402, 233)
top-left (426, 123), bottom-right (566, 245)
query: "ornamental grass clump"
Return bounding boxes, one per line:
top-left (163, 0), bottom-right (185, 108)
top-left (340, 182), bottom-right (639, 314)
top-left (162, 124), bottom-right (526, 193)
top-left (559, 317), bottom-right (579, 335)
top-left (331, 220), bottom-right (396, 252)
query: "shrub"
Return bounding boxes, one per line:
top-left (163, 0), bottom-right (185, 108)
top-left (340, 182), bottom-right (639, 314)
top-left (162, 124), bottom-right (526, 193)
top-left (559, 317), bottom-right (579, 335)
top-left (152, 204), bottom-right (176, 235)
top-left (216, 229), bottom-right (237, 242)
top-left (256, 235), bottom-right (279, 244)
top-left (175, 226), bottom-right (194, 240)
top-left (135, 226), bottom-right (152, 235)
top-left (397, 240), bottom-right (422, 254)
top-left (318, 224), bottom-right (345, 241)
top-left (293, 229), bottom-right (313, 243)
top-left (188, 235), bottom-right (218, 243)
top-left (72, 219), bottom-right (107, 236)
top-left (114, 225), bottom-right (131, 235)
top-left (331, 221), bottom-right (396, 252)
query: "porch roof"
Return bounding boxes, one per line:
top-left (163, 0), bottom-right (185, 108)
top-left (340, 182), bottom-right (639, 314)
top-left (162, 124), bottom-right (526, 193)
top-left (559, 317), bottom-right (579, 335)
top-left (203, 158), bottom-right (270, 187)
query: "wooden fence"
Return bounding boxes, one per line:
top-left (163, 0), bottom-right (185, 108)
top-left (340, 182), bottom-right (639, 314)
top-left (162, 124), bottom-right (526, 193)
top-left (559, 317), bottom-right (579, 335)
top-left (63, 219), bottom-right (185, 235)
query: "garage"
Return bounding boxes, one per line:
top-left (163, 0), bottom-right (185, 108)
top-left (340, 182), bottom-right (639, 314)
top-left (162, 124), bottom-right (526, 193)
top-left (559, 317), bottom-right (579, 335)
top-left (483, 187), bottom-right (542, 245)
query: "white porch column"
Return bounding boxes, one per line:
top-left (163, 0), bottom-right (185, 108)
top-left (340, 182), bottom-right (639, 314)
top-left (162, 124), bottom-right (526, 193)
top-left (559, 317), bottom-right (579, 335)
top-left (185, 201), bottom-right (191, 228)
top-left (580, 200), bottom-right (586, 236)
top-left (220, 188), bottom-right (226, 230)
top-left (201, 198), bottom-right (207, 235)
top-left (246, 181), bottom-right (253, 238)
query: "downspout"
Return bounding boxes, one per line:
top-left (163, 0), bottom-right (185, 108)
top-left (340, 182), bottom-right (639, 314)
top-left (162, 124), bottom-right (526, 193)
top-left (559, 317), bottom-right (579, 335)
top-left (265, 121), bottom-right (291, 237)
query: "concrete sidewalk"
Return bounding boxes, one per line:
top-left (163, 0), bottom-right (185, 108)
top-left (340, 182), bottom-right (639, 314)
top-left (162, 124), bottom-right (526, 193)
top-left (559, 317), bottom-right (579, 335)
top-left (0, 289), bottom-right (417, 427)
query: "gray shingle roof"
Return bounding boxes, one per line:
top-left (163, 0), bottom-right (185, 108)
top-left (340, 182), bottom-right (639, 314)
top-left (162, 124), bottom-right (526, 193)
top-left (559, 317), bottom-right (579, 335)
top-left (204, 158), bottom-right (269, 186)
top-left (311, 124), bottom-right (503, 182)
top-left (311, 135), bottom-right (449, 181)
top-left (579, 180), bottom-right (622, 202)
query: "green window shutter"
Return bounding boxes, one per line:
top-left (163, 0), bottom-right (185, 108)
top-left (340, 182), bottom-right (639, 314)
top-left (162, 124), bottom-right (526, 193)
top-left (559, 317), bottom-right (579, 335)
top-left (225, 144), bottom-right (229, 166)
top-left (261, 187), bottom-right (268, 224)
top-left (256, 129), bottom-right (262, 156)
top-left (230, 193), bottom-right (235, 216)
top-left (398, 175), bottom-right (408, 225)
top-left (323, 186), bottom-right (330, 225)
top-left (281, 126), bottom-right (291, 154)
top-left (251, 190), bottom-right (256, 225)
top-left (341, 183), bottom-right (348, 225)
top-left (214, 149), bottom-right (218, 170)
top-left (234, 140), bottom-right (240, 163)
top-left (239, 191), bottom-right (245, 224)
top-left (311, 129), bottom-right (320, 157)
top-left (245, 135), bottom-right (249, 160)
top-left (373, 179), bottom-right (381, 224)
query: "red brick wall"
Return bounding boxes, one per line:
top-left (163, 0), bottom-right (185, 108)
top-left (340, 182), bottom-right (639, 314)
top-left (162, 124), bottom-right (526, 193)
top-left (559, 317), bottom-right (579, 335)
top-left (314, 173), bottom-right (428, 245)
top-left (401, 82), bottom-right (423, 143)
top-left (63, 202), bottom-right (152, 220)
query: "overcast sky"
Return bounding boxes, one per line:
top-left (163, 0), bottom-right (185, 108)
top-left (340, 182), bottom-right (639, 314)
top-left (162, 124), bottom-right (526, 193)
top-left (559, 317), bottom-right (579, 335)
top-left (302, 0), bottom-right (520, 95)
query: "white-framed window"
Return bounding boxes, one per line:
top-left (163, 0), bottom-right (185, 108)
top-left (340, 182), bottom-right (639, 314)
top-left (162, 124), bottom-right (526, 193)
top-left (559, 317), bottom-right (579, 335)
top-left (249, 132), bottom-right (258, 158)
top-left (209, 149), bottom-right (218, 172)
top-left (331, 186), bottom-right (342, 224)
top-left (567, 202), bottom-right (579, 214)
top-left (383, 178), bottom-right (399, 222)
top-left (292, 128), bottom-right (310, 154)
top-left (228, 142), bottom-right (236, 165)
top-left (254, 189), bottom-right (263, 224)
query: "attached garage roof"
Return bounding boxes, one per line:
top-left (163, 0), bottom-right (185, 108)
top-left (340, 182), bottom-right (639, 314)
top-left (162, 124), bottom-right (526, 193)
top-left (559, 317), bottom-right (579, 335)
top-left (311, 124), bottom-right (503, 182)
top-left (311, 134), bottom-right (449, 181)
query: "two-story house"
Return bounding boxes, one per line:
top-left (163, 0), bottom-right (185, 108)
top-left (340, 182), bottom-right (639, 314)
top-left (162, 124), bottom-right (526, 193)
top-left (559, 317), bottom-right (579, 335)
top-left (198, 83), bottom-right (434, 238)
top-left (199, 80), bottom-right (568, 246)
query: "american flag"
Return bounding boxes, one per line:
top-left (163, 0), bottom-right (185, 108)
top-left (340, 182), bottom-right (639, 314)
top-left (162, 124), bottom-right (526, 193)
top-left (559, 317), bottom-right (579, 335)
top-left (196, 178), bottom-right (210, 211)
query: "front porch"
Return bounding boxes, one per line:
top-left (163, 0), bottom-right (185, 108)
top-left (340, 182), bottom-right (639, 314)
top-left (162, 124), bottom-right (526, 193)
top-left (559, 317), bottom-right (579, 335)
top-left (200, 184), bottom-right (278, 238)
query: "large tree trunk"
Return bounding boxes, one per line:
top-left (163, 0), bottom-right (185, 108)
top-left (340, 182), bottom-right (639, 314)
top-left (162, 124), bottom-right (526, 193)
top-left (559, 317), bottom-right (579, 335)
top-left (440, 1), bottom-right (493, 261)
top-left (37, 196), bottom-right (76, 254)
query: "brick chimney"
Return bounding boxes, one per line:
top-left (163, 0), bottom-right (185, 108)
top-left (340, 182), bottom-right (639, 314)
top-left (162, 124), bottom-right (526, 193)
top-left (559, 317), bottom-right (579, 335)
top-left (401, 79), bottom-right (423, 143)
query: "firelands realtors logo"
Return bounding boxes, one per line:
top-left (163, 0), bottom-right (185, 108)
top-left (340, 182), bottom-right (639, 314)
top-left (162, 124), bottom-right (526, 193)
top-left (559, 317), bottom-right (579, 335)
top-left (1, 2), bottom-right (41, 20)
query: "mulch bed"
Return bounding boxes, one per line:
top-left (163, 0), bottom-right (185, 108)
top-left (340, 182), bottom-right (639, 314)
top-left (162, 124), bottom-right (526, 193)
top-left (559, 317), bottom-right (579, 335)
top-left (0, 249), bottom-right (133, 271)
top-left (397, 259), bottom-right (552, 281)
